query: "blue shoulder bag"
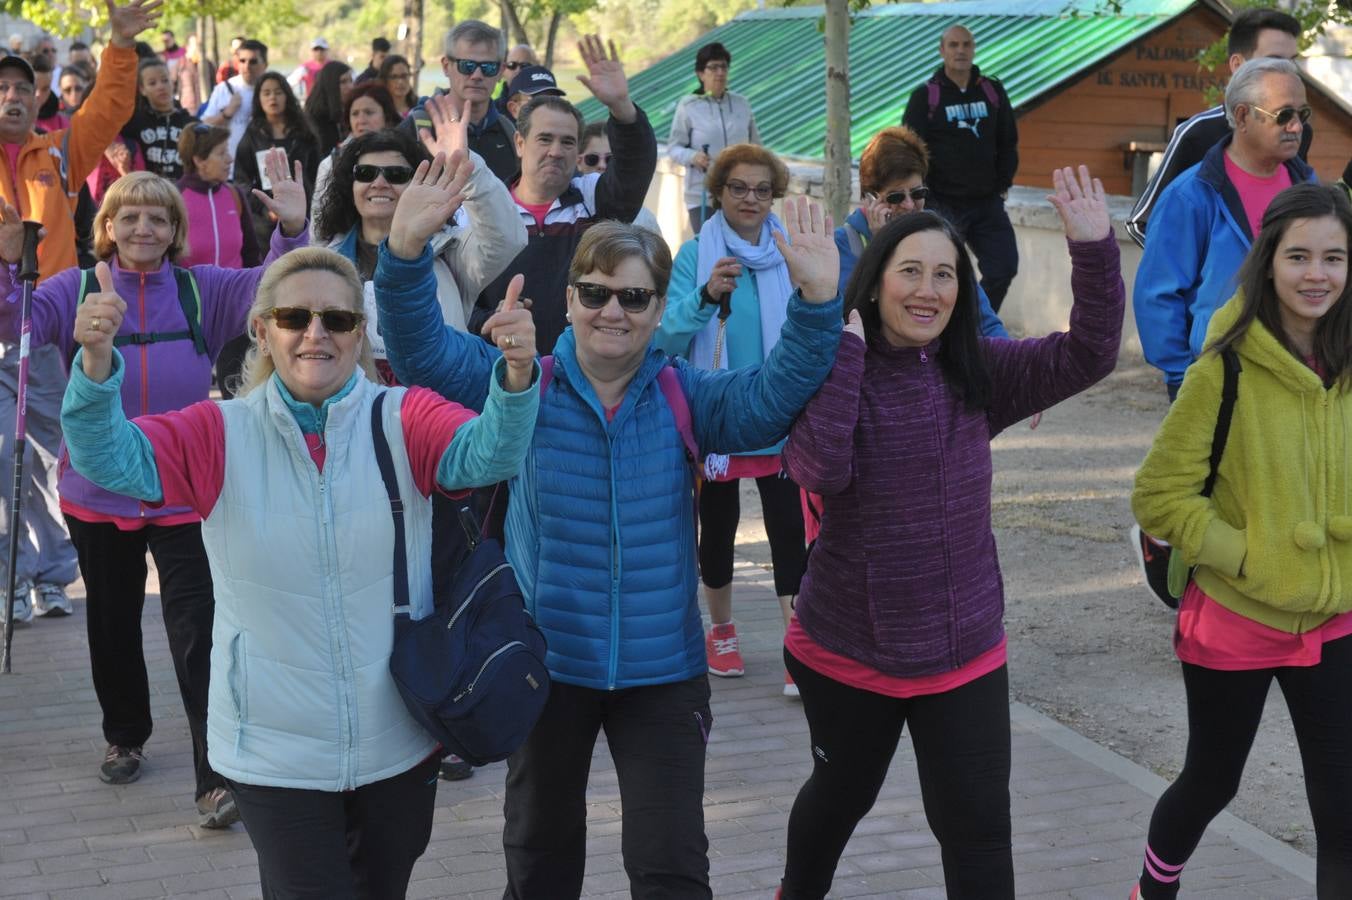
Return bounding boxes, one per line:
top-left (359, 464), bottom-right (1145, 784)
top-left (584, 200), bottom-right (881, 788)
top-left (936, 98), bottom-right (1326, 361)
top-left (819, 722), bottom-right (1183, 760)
top-left (370, 391), bottom-right (550, 765)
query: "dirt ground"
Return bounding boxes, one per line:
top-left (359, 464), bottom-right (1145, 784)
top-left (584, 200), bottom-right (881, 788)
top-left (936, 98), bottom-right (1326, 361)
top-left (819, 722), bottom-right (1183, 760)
top-left (730, 359), bottom-right (1320, 861)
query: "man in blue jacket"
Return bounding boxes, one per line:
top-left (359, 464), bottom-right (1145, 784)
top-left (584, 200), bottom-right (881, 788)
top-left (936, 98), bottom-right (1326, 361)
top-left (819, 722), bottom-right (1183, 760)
top-left (1133, 57), bottom-right (1314, 399)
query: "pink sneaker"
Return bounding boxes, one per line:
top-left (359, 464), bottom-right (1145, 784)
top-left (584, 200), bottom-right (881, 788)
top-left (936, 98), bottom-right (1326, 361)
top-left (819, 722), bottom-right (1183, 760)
top-left (1129, 884), bottom-right (1141, 900)
top-left (705, 622), bottom-right (745, 677)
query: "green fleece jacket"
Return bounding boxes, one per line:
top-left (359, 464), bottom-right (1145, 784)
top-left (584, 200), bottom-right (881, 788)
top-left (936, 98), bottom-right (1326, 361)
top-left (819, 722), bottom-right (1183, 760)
top-left (1132, 294), bottom-right (1352, 633)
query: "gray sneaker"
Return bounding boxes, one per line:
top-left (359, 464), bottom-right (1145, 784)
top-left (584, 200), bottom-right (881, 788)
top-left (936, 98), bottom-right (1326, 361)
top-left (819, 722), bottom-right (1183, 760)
top-left (32, 583), bottom-right (72, 617)
top-left (5, 580), bottom-right (33, 625)
top-left (99, 744), bottom-right (144, 784)
top-left (195, 787), bottom-right (240, 829)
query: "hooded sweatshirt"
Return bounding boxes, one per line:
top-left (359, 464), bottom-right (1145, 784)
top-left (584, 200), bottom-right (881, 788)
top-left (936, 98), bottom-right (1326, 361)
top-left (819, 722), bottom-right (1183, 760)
top-left (1133, 295), bottom-right (1352, 633)
top-left (122, 105), bottom-right (197, 180)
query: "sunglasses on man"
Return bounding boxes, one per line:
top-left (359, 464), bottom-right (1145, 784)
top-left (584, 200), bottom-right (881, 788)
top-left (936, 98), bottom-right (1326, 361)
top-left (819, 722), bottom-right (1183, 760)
top-left (449, 57), bottom-right (500, 77)
top-left (1249, 104), bottom-right (1313, 127)
top-left (582, 152), bottom-right (612, 168)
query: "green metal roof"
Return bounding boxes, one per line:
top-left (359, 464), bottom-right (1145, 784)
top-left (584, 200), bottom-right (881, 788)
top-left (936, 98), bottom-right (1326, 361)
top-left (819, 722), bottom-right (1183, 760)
top-left (577, 0), bottom-right (1202, 160)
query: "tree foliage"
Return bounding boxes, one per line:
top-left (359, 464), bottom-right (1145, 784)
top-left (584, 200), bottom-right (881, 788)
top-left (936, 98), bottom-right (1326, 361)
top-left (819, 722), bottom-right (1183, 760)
top-left (0, 0), bottom-right (301, 39)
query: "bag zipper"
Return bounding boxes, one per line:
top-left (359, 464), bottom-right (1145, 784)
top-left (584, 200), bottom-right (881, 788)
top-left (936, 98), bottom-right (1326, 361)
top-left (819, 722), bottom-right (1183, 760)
top-left (453, 640), bottom-right (526, 702)
top-left (446, 562), bottom-right (512, 631)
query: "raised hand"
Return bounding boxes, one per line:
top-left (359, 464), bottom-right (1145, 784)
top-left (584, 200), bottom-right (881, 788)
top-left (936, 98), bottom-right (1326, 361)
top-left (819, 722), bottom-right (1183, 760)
top-left (772, 195), bottom-right (838, 303)
top-left (75, 261), bottom-right (126, 383)
top-left (387, 151), bottom-right (473, 260)
top-left (1048, 165), bottom-right (1110, 243)
top-left (480, 274), bottom-right (536, 392)
top-left (0, 203), bottom-right (38, 265)
top-left (106, 0), bottom-right (164, 48)
top-left (420, 94), bottom-right (470, 162)
top-left (577, 34), bottom-right (636, 123)
top-left (251, 150), bottom-right (307, 236)
top-left (843, 308), bottom-right (864, 343)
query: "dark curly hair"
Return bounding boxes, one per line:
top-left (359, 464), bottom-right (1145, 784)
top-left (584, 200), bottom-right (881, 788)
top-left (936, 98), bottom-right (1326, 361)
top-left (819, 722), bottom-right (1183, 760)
top-left (314, 128), bottom-right (430, 242)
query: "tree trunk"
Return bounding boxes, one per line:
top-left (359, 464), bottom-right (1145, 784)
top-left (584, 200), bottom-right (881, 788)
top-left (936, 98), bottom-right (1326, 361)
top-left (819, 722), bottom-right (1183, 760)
top-left (209, 14), bottom-right (219, 81)
top-left (543, 12), bottom-right (562, 69)
top-left (402, 0), bottom-right (424, 86)
top-left (499, 0), bottom-right (531, 45)
top-left (196, 14), bottom-right (211, 100)
top-left (823, 0), bottom-right (852, 225)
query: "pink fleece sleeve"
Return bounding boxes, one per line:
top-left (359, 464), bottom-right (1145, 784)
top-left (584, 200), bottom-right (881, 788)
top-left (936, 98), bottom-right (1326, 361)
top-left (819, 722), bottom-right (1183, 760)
top-left (400, 386), bottom-right (477, 499)
top-left (135, 400), bottom-right (226, 517)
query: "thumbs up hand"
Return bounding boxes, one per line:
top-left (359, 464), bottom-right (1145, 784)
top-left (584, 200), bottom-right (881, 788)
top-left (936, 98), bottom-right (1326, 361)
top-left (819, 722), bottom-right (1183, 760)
top-left (75, 261), bottom-right (127, 383)
top-left (480, 274), bottom-right (536, 393)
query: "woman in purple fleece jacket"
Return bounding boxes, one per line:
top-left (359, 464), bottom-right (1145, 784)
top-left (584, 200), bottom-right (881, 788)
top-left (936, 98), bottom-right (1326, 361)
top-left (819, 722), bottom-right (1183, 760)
top-left (0, 155), bottom-right (307, 828)
top-left (776, 166), bottom-right (1124, 900)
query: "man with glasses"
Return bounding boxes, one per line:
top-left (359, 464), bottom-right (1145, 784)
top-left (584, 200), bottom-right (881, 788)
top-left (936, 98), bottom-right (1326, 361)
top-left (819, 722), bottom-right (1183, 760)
top-left (0, 0), bottom-right (156, 626)
top-left (201, 37), bottom-right (267, 176)
top-left (404, 20), bottom-right (519, 182)
top-left (1127, 8), bottom-right (1308, 248)
top-left (494, 43), bottom-right (539, 116)
top-left (902, 24), bottom-right (1019, 312)
top-left (465, 33), bottom-right (656, 357)
top-left (1134, 57), bottom-right (1314, 402)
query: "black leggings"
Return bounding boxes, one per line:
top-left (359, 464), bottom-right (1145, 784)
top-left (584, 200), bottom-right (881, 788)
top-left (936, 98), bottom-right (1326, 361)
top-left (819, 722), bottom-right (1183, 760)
top-left (781, 651), bottom-right (1014, 899)
top-left (698, 473), bottom-right (806, 597)
top-left (1139, 634), bottom-right (1352, 899)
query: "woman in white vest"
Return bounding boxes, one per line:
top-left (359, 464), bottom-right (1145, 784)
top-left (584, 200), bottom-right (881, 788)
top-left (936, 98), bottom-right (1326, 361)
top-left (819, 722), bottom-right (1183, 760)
top-left (59, 153), bottom-right (540, 897)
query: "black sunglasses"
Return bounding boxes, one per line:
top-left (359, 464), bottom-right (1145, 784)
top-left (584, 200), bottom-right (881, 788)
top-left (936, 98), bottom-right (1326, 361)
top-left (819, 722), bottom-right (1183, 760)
top-left (883, 187), bottom-right (930, 205)
top-left (353, 163), bottom-right (414, 184)
top-left (449, 57), bottom-right (501, 77)
top-left (725, 179), bottom-right (773, 201)
top-left (268, 307), bottom-right (365, 333)
top-left (1249, 103), bottom-right (1313, 127)
top-left (572, 282), bottom-right (658, 312)
top-left (582, 152), bottom-right (612, 167)
top-left (504, 61), bottom-right (526, 71)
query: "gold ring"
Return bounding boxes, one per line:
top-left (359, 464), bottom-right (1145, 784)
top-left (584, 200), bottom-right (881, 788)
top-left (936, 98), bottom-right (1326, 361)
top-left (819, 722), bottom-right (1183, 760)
top-left (90, 317), bottom-right (101, 330)
top-left (506, 334), bottom-right (518, 349)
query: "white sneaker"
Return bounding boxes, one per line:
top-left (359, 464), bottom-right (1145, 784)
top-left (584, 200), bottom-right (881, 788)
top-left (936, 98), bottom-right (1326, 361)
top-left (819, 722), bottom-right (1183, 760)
top-left (32, 583), bottom-right (72, 617)
top-left (6, 580), bottom-right (33, 625)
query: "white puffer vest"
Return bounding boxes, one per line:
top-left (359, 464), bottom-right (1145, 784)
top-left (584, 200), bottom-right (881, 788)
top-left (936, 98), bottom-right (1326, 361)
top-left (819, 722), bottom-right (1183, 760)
top-left (204, 376), bottom-right (439, 790)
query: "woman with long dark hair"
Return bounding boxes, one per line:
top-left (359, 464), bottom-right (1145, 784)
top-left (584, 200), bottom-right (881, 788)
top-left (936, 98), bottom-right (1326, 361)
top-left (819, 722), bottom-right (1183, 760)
top-left (776, 166), bottom-right (1123, 899)
top-left (378, 54), bottom-right (417, 120)
top-left (233, 71), bottom-right (320, 250)
top-left (1130, 182), bottom-right (1352, 898)
top-left (304, 60), bottom-right (355, 158)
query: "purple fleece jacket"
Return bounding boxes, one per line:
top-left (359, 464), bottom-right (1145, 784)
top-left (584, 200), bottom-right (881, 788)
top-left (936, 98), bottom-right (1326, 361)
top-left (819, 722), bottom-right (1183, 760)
top-left (783, 234), bottom-right (1124, 678)
top-left (0, 224), bottom-right (308, 520)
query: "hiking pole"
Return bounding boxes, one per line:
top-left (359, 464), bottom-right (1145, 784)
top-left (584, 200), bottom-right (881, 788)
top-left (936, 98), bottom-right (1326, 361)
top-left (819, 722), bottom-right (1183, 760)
top-left (2, 220), bottom-right (43, 675)
top-left (698, 143), bottom-right (710, 231)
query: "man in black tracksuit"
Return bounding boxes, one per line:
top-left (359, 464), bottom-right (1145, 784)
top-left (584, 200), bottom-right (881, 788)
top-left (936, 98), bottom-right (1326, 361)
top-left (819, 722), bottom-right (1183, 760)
top-left (902, 24), bottom-right (1019, 311)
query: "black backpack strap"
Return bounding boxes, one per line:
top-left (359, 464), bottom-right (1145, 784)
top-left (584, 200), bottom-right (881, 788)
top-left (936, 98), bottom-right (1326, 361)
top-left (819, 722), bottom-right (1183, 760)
top-left (75, 266), bottom-right (208, 355)
top-left (370, 391), bottom-right (411, 617)
top-left (1201, 349), bottom-right (1241, 498)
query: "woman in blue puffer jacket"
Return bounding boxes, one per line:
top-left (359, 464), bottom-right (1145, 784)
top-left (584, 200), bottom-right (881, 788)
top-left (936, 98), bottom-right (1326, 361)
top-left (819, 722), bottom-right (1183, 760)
top-left (374, 155), bottom-right (843, 899)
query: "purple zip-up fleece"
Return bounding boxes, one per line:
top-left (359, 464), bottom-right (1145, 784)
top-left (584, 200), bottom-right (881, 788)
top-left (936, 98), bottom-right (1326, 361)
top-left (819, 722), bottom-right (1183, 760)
top-left (783, 233), bottom-right (1124, 678)
top-left (0, 224), bottom-right (308, 520)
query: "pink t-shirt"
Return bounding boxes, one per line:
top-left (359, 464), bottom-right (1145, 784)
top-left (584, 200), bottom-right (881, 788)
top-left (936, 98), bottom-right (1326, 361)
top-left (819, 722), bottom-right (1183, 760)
top-left (511, 190), bottom-right (553, 231)
top-left (1175, 581), bottom-right (1352, 671)
top-left (785, 617), bottom-right (1007, 698)
top-left (1224, 153), bottom-right (1292, 239)
top-left (104, 387), bottom-right (476, 525)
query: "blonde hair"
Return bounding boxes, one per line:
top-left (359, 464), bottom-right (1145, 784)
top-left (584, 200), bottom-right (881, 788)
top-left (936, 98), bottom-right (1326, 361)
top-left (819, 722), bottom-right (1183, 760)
top-left (92, 172), bottom-right (189, 262)
top-left (235, 247), bottom-right (378, 397)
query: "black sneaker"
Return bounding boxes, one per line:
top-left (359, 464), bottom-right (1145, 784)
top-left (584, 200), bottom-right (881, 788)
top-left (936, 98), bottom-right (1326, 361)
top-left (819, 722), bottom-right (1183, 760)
top-left (1131, 525), bottom-right (1175, 607)
top-left (439, 754), bottom-right (474, 781)
top-left (99, 744), bottom-right (144, 784)
top-left (195, 787), bottom-right (240, 829)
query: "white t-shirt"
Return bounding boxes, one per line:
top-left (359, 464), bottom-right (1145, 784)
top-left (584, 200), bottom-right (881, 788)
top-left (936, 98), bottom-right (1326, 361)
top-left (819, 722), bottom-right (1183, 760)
top-left (202, 75), bottom-right (255, 177)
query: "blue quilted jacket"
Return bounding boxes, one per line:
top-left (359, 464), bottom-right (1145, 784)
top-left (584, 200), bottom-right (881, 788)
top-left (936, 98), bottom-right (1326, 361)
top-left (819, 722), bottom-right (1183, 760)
top-left (374, 242), bottom-right (843, 689)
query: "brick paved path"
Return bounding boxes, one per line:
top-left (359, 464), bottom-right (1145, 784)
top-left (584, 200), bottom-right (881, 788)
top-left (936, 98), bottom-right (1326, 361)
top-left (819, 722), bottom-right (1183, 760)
top-left (0, 562), bottom-right (1316, 899)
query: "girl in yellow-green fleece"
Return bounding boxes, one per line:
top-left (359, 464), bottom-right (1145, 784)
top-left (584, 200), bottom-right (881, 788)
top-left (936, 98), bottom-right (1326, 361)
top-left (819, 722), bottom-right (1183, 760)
top-left (1131, 182), bottom-right (1352, 900)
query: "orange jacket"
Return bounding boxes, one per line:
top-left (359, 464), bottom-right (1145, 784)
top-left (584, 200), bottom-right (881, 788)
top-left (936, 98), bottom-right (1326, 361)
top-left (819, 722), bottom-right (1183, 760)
top-left (0, 44), bottom-right (137, 282)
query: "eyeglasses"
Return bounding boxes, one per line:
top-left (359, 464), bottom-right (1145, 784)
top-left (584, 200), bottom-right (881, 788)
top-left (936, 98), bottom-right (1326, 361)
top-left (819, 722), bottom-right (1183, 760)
top-left (572, 282), bottom-right (658, 312)
top-left (724, 179), bottom-right (773, 201)
top-left (267, 307), bottom-right (365, 333)
top-left (504, 61), bottom-right (527, 71)
top-left (1249, 104), bottom-right (1313, 127)
top-left (882, 186), bottom-right (930, 205)
top-left (582, 152), bottom-right (612, 167)
top-left (353, 163), bottom-right (414, 184)
top-left (449, 57), bottom-right (501, 77)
